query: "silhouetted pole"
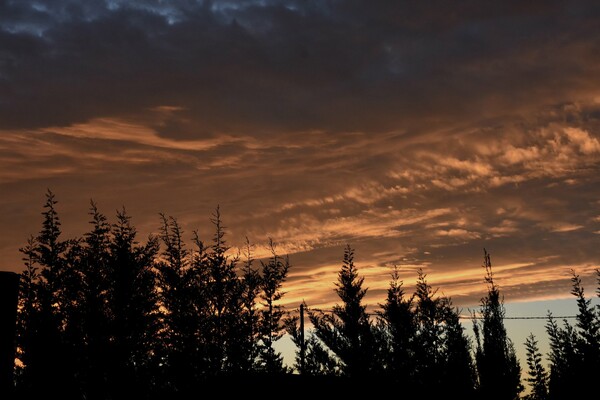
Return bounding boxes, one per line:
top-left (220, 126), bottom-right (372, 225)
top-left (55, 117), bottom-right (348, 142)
top-left (0, 271), bottom-right (19, 397)
top-left (299, 303), bottom-right (305, 374)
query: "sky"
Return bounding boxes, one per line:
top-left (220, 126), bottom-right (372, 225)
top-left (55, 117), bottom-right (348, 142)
top-left (1, 0), bottom-right (600, 327)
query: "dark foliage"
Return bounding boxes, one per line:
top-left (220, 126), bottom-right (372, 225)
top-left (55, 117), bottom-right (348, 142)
top-left (11, 193), bottom-right (600, 399)
top-left (308, 245), bottom-right (380, 377)
top-left (473, 249), bottom-right (523, 400)
top-left (545, 271), bottom-right (600, 399)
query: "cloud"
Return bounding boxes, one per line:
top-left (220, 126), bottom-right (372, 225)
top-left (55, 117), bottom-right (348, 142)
top-left (1, 1), bottom-right (600, 135)
top-left (563, 127), bottom-right (600, 155)
top-left (548, 224), bottom-right (584, 233)
top-left (1, 0), bottom-right (600, 313)
top-left (435, 229), bottom-right (481, 240)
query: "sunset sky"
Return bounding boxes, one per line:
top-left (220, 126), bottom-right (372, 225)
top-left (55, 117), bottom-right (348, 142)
top-left (1, 0), bottom-right (600, 340)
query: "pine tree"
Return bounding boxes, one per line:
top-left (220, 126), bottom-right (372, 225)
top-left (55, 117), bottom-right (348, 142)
top-left (78, 201), bottom-right (113, 399)
top-left (285, 309), bottom-right (340, 376)
top-left (237, 237), bottom-right (261, 373)
top-left (107, 208), bottom-right (160, 397)
top-left (546, 272), bottom-right (599, 399)
top-left (30, 190), bottom-right (75, 396)
top-left (14, 237), bottom-right (40, 396)
top-left (412, 269), bottom-right (444, 391)
top-left (156, 214), bottom-right (198, 391)
top-left (411, 270), bottom-right (476, 398)
top-left (438, 296), bottom-right (477, 399)
top-left (309, 245), bottom-right (378, 377)
top-left (376, 266), bottom-right (415, 384)
top-left (524, 333), bottom-right (548, 400)
top-left (201, 206), bottom-right (244, 375)
top-left (257, 239), bottom-right (290, 374)
top-left (546, 314), bottom-right (578, 400)
top-left (473, 249), bottom-right (523, 400)
top-left (569, 271), bottom-right (599, 357)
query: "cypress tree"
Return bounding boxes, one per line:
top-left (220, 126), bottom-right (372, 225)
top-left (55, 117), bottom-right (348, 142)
top-left (201, 206), bottom-right (244, 375)
top-left (156, 214), bottom-right (198, 392)
top-left (31, 190), bottom-right (74, 396)
top-left (377, 266), bottom-right (415, 384)
top-left (237, 237), bottom-right (261, 373)
top-left (438, 296), bottom-right (477, 399)
top-left (285, 304), bottom-right (340, 376)
top-left (107, 208), bottom-right (160, 397)
top-left (257, 239), bottom-right (290, 374)
top-left (473, 249), bottom-right (523, 400)
top-left (73, 201), bottom-right (113, 399)
top-left (14, 237), bottom-right (40, 396)
top-left (546, 314), bottom-right (578, 400)
top-left (546, 272), bottom-right (599, 398)
top-left (309, 245), bottom-right (378, 378)
top-left (524, 333), bottom-right (548, 400)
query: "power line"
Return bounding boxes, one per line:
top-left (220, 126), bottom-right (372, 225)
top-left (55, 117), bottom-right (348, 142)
top-left (459, 315), bottom-right (577, 320)
top-left (286, 307), bottom-right (578, 320)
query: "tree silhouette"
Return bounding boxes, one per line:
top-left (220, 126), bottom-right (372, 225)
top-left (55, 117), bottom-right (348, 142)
top-left (376, 266), bottom-right (415, 384)
top-left (411, 270), bottom-right (476, 398)
top-left (14, 191), bottom-right (600, 398)
top-left (231, 237), bottom-right (261, 374)
top-left (200, 206), bottom-right (245, 375)
top-left (156, 214), bottom-right (200, 392)
top-left (285, 304), bottom-right (340, 376)
top-left (73, 202), bottom-right (113, 399)
top-left (546, 271), bottom-right (599, 399)
top-left (412, 269), bottom-right (444, 391)
top-left (309, 245), bottom-right (379, 377)
top-left (27, 190), bottom-right (77, 397)
top-left (473, 249), bottom-right (523, 400)
top-left (257, 239), bottom-right (290, 374)
top-left (107, 208), bottom-right (160, 397)
top-left (524, 333), bottom-right (548, 400)
top-left (14, 236), bottom-right (40, 395)
top-left (546, 313), bottom-right (578, 400)
top-left (438, 296), bottom-right (477, 399)
top-left (570, 271), bottom-right (599, 359)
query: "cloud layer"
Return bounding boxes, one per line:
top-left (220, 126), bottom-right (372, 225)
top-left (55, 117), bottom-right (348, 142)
top-left (1, 0), bottom-right (600, 310)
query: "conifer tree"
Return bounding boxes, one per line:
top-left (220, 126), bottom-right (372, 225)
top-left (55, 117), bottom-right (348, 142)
top-left (309, 245), bottom-right (378, 377)
top-left (546, 272), bottom-right (599, 399)
top-left (201, 206), bottom-right (244, 375)
top-left (286, 309), bottom-right (340, 376)
top-left (438, 296), bottom-right (477, 399)
top-left (473, 249), bottom-right (523, 400)
top-left (156, 214), bottom-right (198, 391)
top-left (411, 270), bottom-right (476, 398)
top-left (569, 271), bottom-right (599, 358)
top-left (14, 237), bottom-right (40, 395)
top-left (30, 190), bottom-right (75, 396)
top-left (524, 333), bottom-right (548, 400)
top-left (546, 314), bottom-right (578, 400)
top-left (377, 266), bottom-right (415, 383)
top-left (107, 208), bottom-right (160, 396)
top-left (237, 237), bottom-right (261, 373)
top-left (257, 239), bottom-right (290, 374)
top-left (71, 201), bottom-right (113, 399)
top-left (412, 269), bottom-right (444, 390)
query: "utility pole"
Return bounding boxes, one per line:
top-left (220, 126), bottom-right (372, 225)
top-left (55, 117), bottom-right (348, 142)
top-left (0, 271), bottom-right (19, 398)
top-left (299, 303), bottom-right (305, 375)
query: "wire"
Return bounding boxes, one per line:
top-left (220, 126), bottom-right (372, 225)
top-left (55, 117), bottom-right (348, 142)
top-left (286, 307), bottom-right (578, 320)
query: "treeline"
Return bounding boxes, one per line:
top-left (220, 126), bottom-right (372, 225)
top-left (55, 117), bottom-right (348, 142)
top-left (12, 191), bottom-right (600, 399)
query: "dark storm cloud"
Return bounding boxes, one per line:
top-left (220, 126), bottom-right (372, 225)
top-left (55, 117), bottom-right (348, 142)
top-left (1, 0), bottom-right (600, 134)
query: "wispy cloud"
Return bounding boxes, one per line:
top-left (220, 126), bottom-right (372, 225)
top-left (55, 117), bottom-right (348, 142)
top-left (1, 0), bottom-right (600, 311)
